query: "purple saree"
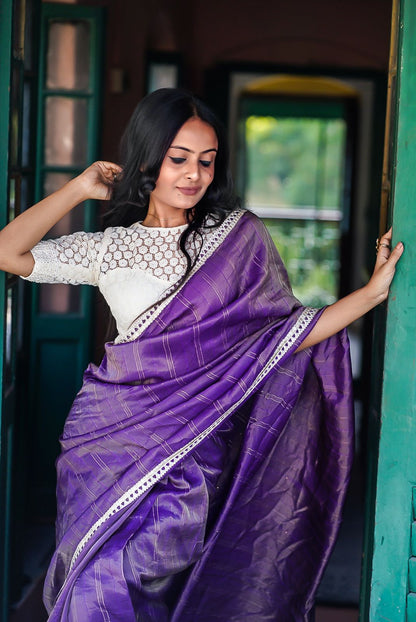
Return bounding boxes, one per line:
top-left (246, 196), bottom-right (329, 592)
top-left (44, 210), bottom-right (354, 621)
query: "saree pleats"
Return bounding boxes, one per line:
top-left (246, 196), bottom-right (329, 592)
top-left (44, 211), bottom-right (354, 621)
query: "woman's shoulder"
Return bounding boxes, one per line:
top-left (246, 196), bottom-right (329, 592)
top-left (228, 210), bottom-right (275, 249)
top-left (227, 208), bottom-right (265, 232)
top-left (240, 208), bottom-right (262, 223)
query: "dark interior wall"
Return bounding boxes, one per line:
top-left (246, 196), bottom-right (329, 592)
top-left (89, 0), bottom-right (393, 159)
top-left (99, 0), bottom-right (195, 159)
top-left (188, 0), bottom-right (392, 79)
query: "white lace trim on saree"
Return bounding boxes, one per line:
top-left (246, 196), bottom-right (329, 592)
top-left (68, 305), bottom-right (318, 572)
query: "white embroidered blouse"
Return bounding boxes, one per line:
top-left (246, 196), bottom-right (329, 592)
top-left (24, 222), bottom-right (196, 341)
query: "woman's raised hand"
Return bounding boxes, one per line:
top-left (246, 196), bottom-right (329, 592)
top-left (296, 228), bottom-right (404, 352)
top-left (0, 161), bottom-right (122, 277)
top-left (76, 161), bottom-right (123, 202)
top-left (367, 228), bottom-right (404, 304)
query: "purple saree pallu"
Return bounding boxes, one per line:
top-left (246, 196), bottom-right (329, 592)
top-left (44, 210), bottom-right (354, 621)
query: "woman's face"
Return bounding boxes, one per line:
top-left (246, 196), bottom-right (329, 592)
top-left (148, 117), bottom-right (218, 221)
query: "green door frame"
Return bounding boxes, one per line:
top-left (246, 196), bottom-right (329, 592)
top-left (28, 3), bottom-right (104, 517)
top-left (365, 0), bottom-right (416, 619)
top-left (0, 0), bottom-right (42, 614)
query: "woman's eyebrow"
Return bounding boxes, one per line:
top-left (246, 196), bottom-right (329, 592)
top-left (170, 145), bottom-right (218, 154)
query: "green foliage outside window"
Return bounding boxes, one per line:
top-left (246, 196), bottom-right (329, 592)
top-left (245, 116), bottom-right (346, 209)
top-left (243, 114), bottom-right (346, 307)
top-left (263, 218), bottom-right (339, 307)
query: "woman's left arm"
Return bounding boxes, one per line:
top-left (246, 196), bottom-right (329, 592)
top-left (296, 229), bottom-right (404, 352)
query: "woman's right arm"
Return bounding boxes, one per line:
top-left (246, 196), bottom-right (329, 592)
top-left (0, 161), bottom-right (121, 277)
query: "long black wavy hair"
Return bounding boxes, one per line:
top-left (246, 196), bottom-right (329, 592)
top-left (104, 88), bottom-right (240, 275)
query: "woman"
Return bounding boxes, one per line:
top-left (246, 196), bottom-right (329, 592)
top-left (0, 88), bottom-right (402, 621)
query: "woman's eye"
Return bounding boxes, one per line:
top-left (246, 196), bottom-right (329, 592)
top-left (200, 160), bottom-right (212, 168)
top-left (170, 157), bottom-right (186, 165)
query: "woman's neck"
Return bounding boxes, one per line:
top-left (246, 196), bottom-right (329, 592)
top-left (142, 209), bottom-right (188, 228)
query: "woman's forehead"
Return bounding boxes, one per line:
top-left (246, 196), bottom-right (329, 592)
top-left (170, 118), bottom-right (218, 152)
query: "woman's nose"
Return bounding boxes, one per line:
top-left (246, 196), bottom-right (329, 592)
top-left (185, 161), bottom-right (200, 179)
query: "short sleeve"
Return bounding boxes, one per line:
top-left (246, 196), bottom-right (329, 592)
top-left (22, 230), bottom-right (105, 286)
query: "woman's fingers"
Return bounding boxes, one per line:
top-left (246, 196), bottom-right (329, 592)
top-left (376, 229), bottom-right (403, 266)
top-left (376, 241), bottom-right (403, 293)
top-left (369, 231), bottom-right (403, 302)
top-left (94, 161), bottom-right (123, 183)
top-left (77, 161), bottom-right (123, 200)
top-left (388, 241), bottom-right (404, 266)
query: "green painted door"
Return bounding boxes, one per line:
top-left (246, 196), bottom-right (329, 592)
top-left (363, 0), bottom-right (416, 619)
top-left (28, 3), bottom-right (104, 518)
top-left (0, 0), bottom-right (40, 616)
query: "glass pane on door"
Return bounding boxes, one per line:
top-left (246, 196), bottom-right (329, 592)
top-left (45, 96), bottom-right (88, 166)
top-left (37, 174), bottom-right (84, 315)
top-left (46, 20), bottom-right (91, 90)
top-left (38, 283), bottom-right (81, 314)
top-left (43, 172), bottom-right (85, 236)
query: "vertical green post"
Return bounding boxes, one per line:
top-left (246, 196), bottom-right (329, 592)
top-left (369, 0), bottom-right (416, 619)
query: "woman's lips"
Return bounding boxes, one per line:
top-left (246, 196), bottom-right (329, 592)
top-left (177, 186), bottom-right (201, 196)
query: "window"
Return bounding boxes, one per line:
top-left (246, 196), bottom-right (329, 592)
top-left (238, 95), bottom-right (355, 307)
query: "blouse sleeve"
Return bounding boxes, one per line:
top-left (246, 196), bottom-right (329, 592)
top-left (22, 230), bottom-right (105, 286)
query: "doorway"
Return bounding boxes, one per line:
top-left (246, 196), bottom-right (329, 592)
top-left (206, 66), bottom-right (388, 610)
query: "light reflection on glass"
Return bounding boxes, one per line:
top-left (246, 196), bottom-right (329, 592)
top-left (22, 80), bottom-right (31, 167)
top-left (43, 173), bottom-right (85, 239)
top-left (148, 64), bottom-right (178, 94)
top-left (39, 283), bottom-right (81, 314)
top-left (9, 178), bottom-right (16, 223)
top-left (5, 289), bottom-right (14, 387)
top-left (46, 20), bottom-right (91, 90)
top-left (45, 97), bottom-right (88, 166)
